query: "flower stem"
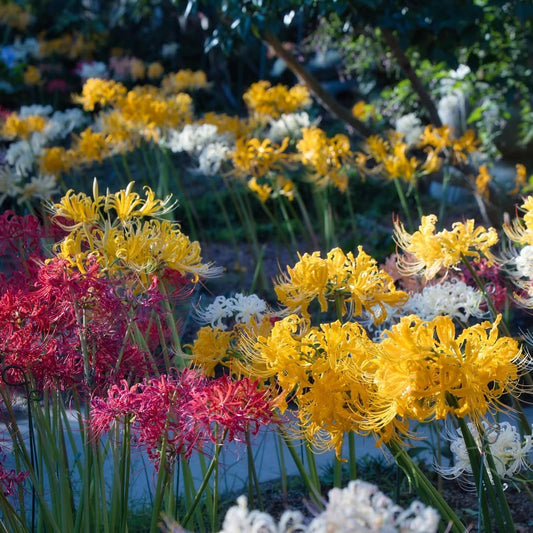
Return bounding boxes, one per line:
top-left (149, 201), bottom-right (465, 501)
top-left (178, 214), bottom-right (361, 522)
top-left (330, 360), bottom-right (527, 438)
top-left (181, 431), bottom-right (227, 529)
top-left (387, 439), bottom-right (465, 533)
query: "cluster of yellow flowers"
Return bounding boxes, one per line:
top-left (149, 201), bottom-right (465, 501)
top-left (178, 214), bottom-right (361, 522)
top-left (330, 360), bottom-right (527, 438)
top-left (38, 31), bottom-right (103, 60)
top-left (393, 214), bottom-right (499, 279)
top-left (0, 3), bottom-right (32, 30)
top-left (39, 76), bottom-right (197, 175)
top-left (245, 310), bottom-right (522, 453)
top-left (161, 69), bottom-right (210, 94)
top-left (296, 126), bottom-right (352, 191)
top-left (39, 129), bottom-right (110, 176)
top-left (358, 131), bottom-right (439, 184)
top-left (48, 181), bottom-right (220, 287)
top-left (73, 78), bottom-right (128, 112)
top-left (243, 80), bottom-right (311, 119)
top-left (275, 246), bottom-right (408, 321)
top-left (1, 113), bottom-right (47, 140)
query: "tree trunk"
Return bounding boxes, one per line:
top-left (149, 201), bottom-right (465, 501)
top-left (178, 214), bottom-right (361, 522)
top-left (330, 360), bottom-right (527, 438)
top-left (263, 31), bottom-right (372, 138)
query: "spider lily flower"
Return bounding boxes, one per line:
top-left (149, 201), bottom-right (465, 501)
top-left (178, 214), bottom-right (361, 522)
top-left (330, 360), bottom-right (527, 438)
top-left (436, 421), bottom-right (533, 484)
top-left (274, 246), bottom-right (407, 323)
top-left (393, 214), bottom-right (498, 280)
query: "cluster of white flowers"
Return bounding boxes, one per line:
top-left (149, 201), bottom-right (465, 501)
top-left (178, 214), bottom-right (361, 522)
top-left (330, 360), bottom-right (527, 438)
top-left (195, 293), bottom-right (269, 329)
top-left (267, 112), bottom-right (312, 142)
top-left (77, 61), bottom-right (108, 80)
top-left (436, 421), bottom-right (533, 483)
top-left (1, 106), bottom-right (88, 205)
top-left (161, 124), bottom-right (233, 176)
top-left (514, 245), bottom-right (533, 279)
top-left (164, 481), bottom-right (439, 533)
top-left (394, 113), bottom-right (424, 147)
top-left (403, 279), bottom-right (487, 322)
top-left (307, 480), bottom-right (439, 533)
top-left (218, 495), bottom-right (306, 533)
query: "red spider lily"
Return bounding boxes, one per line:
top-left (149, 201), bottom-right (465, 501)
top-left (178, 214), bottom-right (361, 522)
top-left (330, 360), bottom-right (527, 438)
top-left (90, 370), bottom-right (279, 468)
top-left (90, 371), bottom-right (207, 465)
top-left (0, 211), bottom-right (61, 290)
top-left (0, 458), bottom-right (28, 496)
top-left (0, 257), bottom-right (153, 394)
top-left (186, 375), bottom-right (280, 444)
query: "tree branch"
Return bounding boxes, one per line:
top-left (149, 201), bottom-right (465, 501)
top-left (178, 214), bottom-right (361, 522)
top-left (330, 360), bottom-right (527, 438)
top-left (380, 28), bottom-right (443, 127)
top-left (263, 31), bottom-right (372, 138)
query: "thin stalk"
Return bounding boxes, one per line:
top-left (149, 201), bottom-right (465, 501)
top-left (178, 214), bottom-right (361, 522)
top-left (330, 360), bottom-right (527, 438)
top-left (293, 189), bottom-right (320, 250)
top-left (149, 435), bottom-right (171, 533)
top-left (344, 185), bottom-right (358, 243)
top-left (438, 167), bottom-right (451, 225)
top-left (412, 180), bottom-right (424, 221)
top-left (275, 196), bottom-right (299, 252)
top-left (157, 279), bottom-right (184, 366)
top-left (181, 430), bottom-right (228, 529)
top-left (392, 178), bottom-right (414, 230)
top-left (278, 427), bottom-right (322, 505)
top-left (276, 432), bottom-right (289, 505)
top-left (181, 458), bottom-right (206, 531)
top-left (304, 440), bottom-right (321, 493)
top-left (109, 154), bottom-right (128, 188)
top-left (481, 432), bottom-right (517, 532)
top-left (212, 449), bottom-right (220, 532)
top-left (387, 440), bottom-right (465, 533)
top-left (207, 175), bottom-right (241, 255)
top-left (348, 432), bottom-right (357, 480)
top-left (249, 244), bottom-right (266, 294)
top-left (197, 453), bottom-right (214, 524)
top-left (246, 431), bottom-right (264, 511)
top-left (452, 417), bottom-right (496, 533)
top-left (333, 456), bottom-right (342, 488)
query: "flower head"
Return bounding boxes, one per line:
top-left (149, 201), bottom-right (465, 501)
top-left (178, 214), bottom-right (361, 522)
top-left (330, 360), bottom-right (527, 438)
top-left (394, 215), bottom-right (498, 279)
top-left (404, 279), bottom-right (486, 322)
top-left (275, 247), bottom-right (408, 324)
top-left (296, 126), bottom-right (352, 191)
top-left (73, 78), bottom-right (127, 111)
top-left (368, 314), bottom-right (523, 432)
top-left (243, 81), bottom-right (311, 119)
top-left (436, 421), bottom-right (532, 484)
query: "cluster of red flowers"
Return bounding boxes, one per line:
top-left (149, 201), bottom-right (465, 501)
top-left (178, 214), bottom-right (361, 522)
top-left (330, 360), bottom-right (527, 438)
top-left (0, 459), bottom-right (29, 496)
top-left (0, 211), bottom-right (60, 289)
top-left (0, 255), bottom-right (155, 394)
top-left (90, 369), bottom-right (278, 467)
top-left (0, 212), bottom-right (209, 393)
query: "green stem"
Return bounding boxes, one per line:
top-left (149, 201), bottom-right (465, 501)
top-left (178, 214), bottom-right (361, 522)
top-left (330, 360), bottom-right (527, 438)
top-left (344, 184), bottom-right (358, 243)
top-left (278, 427), bottom-right (322, 505)
top-left (412, 180), bottom-right (424, 220)
top-left (438, 167), bottom-right (451, 225)
top-left (348, 432), bottom-right (357, 481)
top-left (294, 189), bottom-right (320, 250)
top-left (392, 178), bottom-right (414, 230)
top-left (149, 435), bottom-right (171, 533)
top-left (181, 431), bottom-right (228, 528)
top-left (246, 431), bottom-right (264, 511)
top-left (387, 440), bottom-right (465, 533)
